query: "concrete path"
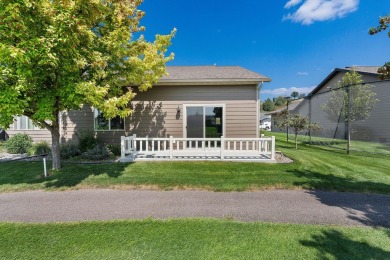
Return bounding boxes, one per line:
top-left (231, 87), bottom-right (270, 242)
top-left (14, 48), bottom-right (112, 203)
top-left (1, 189), bottom-right (389, 227)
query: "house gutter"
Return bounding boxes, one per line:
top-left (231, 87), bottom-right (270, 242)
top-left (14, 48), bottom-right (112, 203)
top-left (257, 81), bottom-right (264, 138)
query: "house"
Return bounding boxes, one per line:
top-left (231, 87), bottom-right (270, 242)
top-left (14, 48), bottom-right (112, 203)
top-left (293, 66), bottom-right (390, 143)
top-left (6, 66), bottom-right (271, 145)
top-left (265, 98), bottom-right (305, 132)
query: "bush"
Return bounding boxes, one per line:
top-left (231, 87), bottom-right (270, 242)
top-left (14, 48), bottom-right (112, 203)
top-left (60, 143), bottom-right (81, 160)
top-left (5, 133), bottom-right (33, 154)
top-left (77, 129), bottom-right (98, 152)
top-left (81, 144), bottom-right (112, 161)
top-left (28, 141), bottom-right (51, 156)
top-left (107, 144), bottom-right (121, 156)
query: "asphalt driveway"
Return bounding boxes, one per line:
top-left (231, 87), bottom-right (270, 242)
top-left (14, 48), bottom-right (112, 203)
top-left (0, 189), bottom-right (389, 227)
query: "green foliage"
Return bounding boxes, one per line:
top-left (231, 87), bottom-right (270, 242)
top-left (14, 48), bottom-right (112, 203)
top-left (107, 144), bottom-right (121, 157)
top-left (27, 141), bottom-right (51, 156)
top-left (4, 133), bottom-right (33, 154)
top-left (369, 16), bottom-right (390, 79)
top-left (321, 71), bottom-right (378, 123)
top-left (274, 110), bottom-right (321, 149)
top-left (77, 129), bottom-right (98, 153)
top-left (262, 98), bottom-right (275, 111)
top-left (60, 143), bottom-right (81, 160)
top-left (274, 96), bottom-right (287, 106)
top-left (81, 144), bottom-right (112, 161)
top-left (291, 91), bottom-right (299, 99)
top-left (0, 0), bottom-right (175, 169)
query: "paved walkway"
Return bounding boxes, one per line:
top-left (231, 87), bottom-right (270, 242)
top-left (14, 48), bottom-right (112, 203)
top-left (1, 189), bottom-right (389, 227)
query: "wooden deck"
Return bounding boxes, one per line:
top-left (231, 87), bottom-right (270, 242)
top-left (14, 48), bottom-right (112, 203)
top-left (120, 135), bottom-right (276, 163)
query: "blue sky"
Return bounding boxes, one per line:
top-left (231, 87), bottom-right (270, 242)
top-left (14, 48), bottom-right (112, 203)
top-left (140, 0), bottom-right (390, 100)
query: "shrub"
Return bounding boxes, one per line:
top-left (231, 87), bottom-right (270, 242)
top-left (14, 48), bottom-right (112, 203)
top-left (60, 143), bottom-right (81, 160)
top-left (28, 141), bottom-right (51, 156)
top-left (107, 144), bottom-right (121, 156)
top-left (77, 129), bottom-right (98, 152)
top-left (81, 144), bottom-right (112, 161)
top-left (5, 133), bottom-right (33, 154)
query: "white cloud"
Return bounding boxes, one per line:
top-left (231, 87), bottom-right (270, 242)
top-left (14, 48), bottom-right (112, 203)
top-left (283, 0), bottom-right (359, 25)
top-left (285, 0), bottom-right (302, 9)
top-left (262, 86), bottom-right (315, 97)
top-left (297, 72), bottom-right (309, 76)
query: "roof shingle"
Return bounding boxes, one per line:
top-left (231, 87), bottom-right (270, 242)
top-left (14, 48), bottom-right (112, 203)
top-left (161, 66), bottom-right (271, 82)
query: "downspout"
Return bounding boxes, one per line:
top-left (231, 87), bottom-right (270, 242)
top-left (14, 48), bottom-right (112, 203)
top-left (257, 81), bottom-right (264, 138)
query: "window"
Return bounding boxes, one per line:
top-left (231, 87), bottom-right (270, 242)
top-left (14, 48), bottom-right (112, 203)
top-left (13, 116), bottom-right (40, 130)
top-left (94, 109), bottom-right (125, 131)
top-left (185, 105), bottom-right (224, 138)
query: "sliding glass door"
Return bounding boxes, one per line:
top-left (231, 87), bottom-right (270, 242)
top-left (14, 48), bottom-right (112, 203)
top-left (186, 105), bottom-right (223, 138)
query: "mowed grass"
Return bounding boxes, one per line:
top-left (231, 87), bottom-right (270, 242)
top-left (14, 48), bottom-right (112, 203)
top-left (0, 133), bottom-right (390, 193)
top-left (0, 219), bottom-right (389, 259)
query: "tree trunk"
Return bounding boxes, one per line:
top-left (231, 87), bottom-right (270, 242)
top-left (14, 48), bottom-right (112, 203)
top-left (50, 125), bottom-right (61, 170)
top-left (295, 133), bottom-right (298, 149)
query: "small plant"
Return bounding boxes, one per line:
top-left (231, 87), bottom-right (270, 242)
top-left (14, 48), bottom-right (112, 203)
top-left (77, 129), bottom-right (98, 152)
top-left (60, 143), bottom-right (81, 159)
top-left (28, 141), bottom-right (51, 156)
top-left (107, 144), bottom-right (121, 156)
top-left (81, 144), bottom-right (112, 161)
top-left (5, 133), bottom-right (33, 154)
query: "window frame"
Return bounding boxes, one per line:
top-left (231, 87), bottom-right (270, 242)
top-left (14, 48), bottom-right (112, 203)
top-left (93, 108), bottom-right (126, 131)
top-left (13, 116), bottom-right (41, 130)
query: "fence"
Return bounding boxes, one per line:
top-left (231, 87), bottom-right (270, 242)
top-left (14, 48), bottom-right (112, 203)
top-left (277, 79), bottom-right (390, 155)
top-left (120, 135), bottom-right (275, 162)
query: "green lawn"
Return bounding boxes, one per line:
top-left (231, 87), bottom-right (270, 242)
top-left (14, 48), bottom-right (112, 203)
top-left (0, 133), bottom-right (389, 193)
top-left (0, 219), bottom-right (389, 259)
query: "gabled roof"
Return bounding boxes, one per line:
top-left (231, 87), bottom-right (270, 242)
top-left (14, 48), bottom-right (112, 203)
top-left (264, 98), bottom-right (305, 115)
top-left (158, 66), bottom-right (271, 85)
top-left (309, 66), bottom-right (380, 96)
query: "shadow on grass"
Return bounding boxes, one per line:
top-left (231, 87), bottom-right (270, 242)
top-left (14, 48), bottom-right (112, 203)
top-left (289, 169), bottom-right (390, 228)
top-left (300, 230), bottom-right (390, 259)
top-left (0, 161), bottom-right (131, 189)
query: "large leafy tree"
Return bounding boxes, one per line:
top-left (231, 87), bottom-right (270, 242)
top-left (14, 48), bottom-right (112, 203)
top-left (369, 16), bottom-right (390, 79)
top-left (0, 0), bottom-right (175, 169)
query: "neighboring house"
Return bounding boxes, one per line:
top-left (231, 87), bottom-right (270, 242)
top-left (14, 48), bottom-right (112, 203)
top-left (293, 66), bottom-right (390, 142)
top-left (6, 66), bottom-right (271, 145)
top-left (259, 115), bottom-right (271, 130)
top-left (265, 98), bottom-right (305, 132)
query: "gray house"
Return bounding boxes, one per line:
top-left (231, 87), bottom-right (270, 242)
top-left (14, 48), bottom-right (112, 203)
top-left (293, 66), bottom-right (390, 143)
top-left (6, 66), bottom-right (271, 145)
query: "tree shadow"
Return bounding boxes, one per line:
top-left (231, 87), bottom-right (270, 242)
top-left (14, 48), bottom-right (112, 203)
top-left (0, 161), bottom-right (130, 189)
top-left (129, 101), bottom-right (167, 137)
top-left (289, 169), bottom-right (390, 228)
top-left (300, 229), bottom-right (390, 259)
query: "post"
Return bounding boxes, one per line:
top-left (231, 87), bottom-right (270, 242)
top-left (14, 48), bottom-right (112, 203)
top-left (271, 136), bottom-right (276, 161)
top-left (169, 136), bottom-right (173, 159)
top-left (43, 157), bottom-right (47, 178)
top-left (286, 100), bottom-right (289, 142)
top-left (220, 136), bottom-right (225, 160)
top-left (121, 136), bottom-right (125, 160)
top-left (347, 85), bottom-right (351, 155)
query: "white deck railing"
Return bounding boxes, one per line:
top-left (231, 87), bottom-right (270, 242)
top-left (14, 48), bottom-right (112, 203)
top-left (121, 135), bottom-right (275, 162)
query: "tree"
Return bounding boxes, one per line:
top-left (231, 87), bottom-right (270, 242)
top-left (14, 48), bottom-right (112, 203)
top-left (274, 96), bottom-right (287, 107)
top-left (298, 93), bottom-right (306, 99)
top-left (274, 110), bottom-right (320, 149)
top-left (369, 16), bottom-right (390, 79)
top-left (262, 98), bottom-right (275, 111)
top-left (321, 71), bottom-right (378, 125)
top-left (0, 0), bottom-right (175, 169)
top-left (291, 91), bottom-right (299, 99)
top-left (321, 71), bottom-right (378, 153)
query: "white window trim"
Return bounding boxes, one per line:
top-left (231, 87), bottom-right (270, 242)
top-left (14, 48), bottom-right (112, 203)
top-left (93, 108), bottom-right (126, 131)
top-left (13, 116), bottom-right (41, 131)
top-left (182, 104), bottom-right (226, 138)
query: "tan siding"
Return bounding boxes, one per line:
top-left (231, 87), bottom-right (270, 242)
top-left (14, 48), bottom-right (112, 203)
top-left (6, 130), bottom-right (52, 143)
top-left (59, 84), bottom-right (259, 144)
